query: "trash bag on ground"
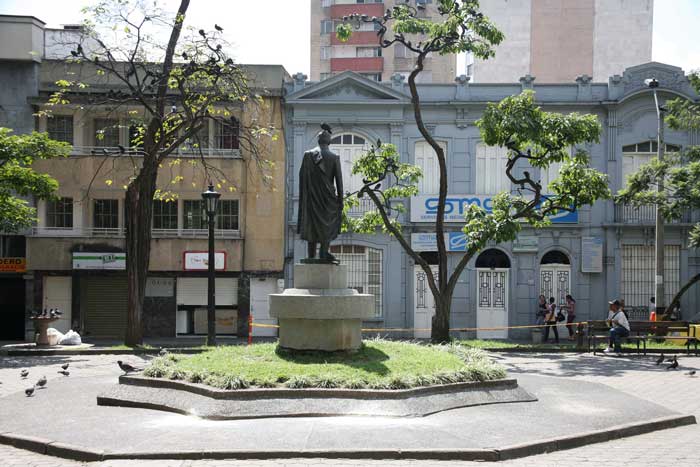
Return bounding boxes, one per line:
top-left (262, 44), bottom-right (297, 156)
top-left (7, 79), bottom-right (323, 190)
top-left (46, 328), bottom-right (64, 346)
top-left (59, 329), bottom-right (82, 346)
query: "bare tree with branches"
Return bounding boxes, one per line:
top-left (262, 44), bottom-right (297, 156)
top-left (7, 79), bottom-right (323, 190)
top-left (41, 0), bottom-right (276, 345)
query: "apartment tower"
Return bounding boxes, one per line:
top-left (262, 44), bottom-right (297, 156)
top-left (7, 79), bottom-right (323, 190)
top-left (469, 0), bottom-right (654, 83)
top-left (310, 0), bottom-right (457, 83)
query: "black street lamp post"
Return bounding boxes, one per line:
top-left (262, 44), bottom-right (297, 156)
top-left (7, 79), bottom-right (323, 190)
top-left (202, 184), bottom-right (221, 346)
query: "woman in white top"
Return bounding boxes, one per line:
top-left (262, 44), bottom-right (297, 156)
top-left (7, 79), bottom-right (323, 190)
top-left (604, 299), bottom-right (630, 355)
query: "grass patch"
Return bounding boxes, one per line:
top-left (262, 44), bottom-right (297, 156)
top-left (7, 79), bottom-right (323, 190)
top-left (107, 344), bottom-right (156, 350)
top-left (143, 339), bottom-right (506, 390)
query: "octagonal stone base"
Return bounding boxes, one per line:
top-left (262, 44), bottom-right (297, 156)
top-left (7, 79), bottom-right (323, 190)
top-left (269, 263), bottom-right (375, 351)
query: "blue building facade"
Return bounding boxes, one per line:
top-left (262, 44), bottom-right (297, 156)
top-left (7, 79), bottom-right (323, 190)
top-left (284, 63), bottom-right (700, 339)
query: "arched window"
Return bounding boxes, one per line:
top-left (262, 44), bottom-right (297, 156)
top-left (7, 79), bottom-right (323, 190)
top-left (622, 140), bottom-right (680, 182)
top-left (330, 244), bottom-right (383, 318)
top-left (540, 250), bottom-right (570, 265)
top-left (475, 248), bottom-right (511, 269)
top-left (330, 133), bottom-right (369, 193)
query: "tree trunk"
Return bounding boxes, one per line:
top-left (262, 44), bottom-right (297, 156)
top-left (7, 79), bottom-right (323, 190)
top-left (667, 273), bottom-right (700, 316)
top-left (124, 164), bottom-right (157, 346)
top-left (431, 295), bottom-right (451, 343)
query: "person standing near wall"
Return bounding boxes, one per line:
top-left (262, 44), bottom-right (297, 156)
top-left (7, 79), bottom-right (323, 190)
top-left (565, 294), bottom-right (577, 340)
top-left (543, 297), bottom-right (559, 344)
top-left (536, 294), bottom-right (547, 325)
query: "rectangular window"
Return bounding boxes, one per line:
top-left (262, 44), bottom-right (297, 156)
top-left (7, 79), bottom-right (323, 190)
top-left (321, 0), bottom-right (332, 6)
top-left (183, 200), bottom-right (205, 229)
top-left (330, 244), bottom-right (383, 318)
top-left (93, 199), bottom-right (119, 229)
top-left (94, 118), bottom-right (120, 147)
top-left (320, 73), bottom-right (332, 81)
top-left (415, 140), bottom-right (446, 195)
top-left (360, 73), bottom-right (382, 82)
top-left (475, 143), bottom-right (510, 194)
top-left (216, 200), bottom-right (239, 230)
top-left (621, 245), bottom-right (680, 313)
top-left (215, 119), bottom-right (239, 150)
top-left (394, 43), bottom-right (407, 59)
top-left (128, 124), bottom-right (144, 150)
top-left (46, 115), bottom-right (74, 144)
top-left (46, 197), bottom-right (73, 228)
top-left (356, 47), bottom-right (381, 58)
top-left (321, 20), bottom-right (334, 34)
top-left (152, 200), bottom-right (178, 230)
top-left (320, 46), bottom-right (332, 60)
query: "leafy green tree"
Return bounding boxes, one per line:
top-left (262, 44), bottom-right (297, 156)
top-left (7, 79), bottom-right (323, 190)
top-left (618, 72), bottom-right (700, 315)
top-left (0, 128), bottom-right (70, 233)
top-left (45, 0), bottom-right (274, 345)
top-left (339, 1), bottom-right (610, 342)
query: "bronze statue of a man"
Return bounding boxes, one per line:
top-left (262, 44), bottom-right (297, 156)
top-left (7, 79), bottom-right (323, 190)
top-left (297, 123), bottom-right (343, 263)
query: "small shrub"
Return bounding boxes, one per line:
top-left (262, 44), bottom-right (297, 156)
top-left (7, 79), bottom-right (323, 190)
top-left (285, 376), bottom-right (312, 389)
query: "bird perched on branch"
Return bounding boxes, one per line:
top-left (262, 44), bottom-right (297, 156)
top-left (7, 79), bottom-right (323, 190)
top-left (666, 356), bottom-right (679, 370)
top-left (117, 361), bottom-right (141, 375)
top-left (655, 353), bottom-right (665, 365)
top-left (214, 24), bottom-right (223, 32)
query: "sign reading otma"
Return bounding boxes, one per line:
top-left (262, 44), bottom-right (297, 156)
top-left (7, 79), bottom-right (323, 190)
top-left (410, 195), bottom-right (578, 224)
top-left (73, 252), bottom-right (126, 270)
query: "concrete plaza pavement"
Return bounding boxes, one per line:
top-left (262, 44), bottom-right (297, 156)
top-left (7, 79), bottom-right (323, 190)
top-left (0, 352), bottom-right (698, 466)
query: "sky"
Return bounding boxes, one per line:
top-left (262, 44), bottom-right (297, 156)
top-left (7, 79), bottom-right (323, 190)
top-left (0, 0), bottom-right (698, 76)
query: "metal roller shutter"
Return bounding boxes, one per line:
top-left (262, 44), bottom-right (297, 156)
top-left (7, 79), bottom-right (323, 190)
top-left (84, 277), bottom-right (128, 338)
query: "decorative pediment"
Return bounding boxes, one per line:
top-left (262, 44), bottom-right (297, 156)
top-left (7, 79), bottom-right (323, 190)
top-left (287, 71), bottom-right (408, 103)
top-left (621, 62), bottom-right (691, 97)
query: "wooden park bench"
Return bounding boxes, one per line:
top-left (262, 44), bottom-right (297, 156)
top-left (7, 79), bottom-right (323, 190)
top-left (587, 320), bottom-right (699, 355)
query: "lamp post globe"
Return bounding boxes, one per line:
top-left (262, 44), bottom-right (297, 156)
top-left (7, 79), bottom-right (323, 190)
top-left (201, 184), bottom-right (221, 346)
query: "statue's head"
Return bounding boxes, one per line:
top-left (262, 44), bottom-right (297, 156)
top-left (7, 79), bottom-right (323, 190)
top-left (317, 122), bottom-right (332, 146)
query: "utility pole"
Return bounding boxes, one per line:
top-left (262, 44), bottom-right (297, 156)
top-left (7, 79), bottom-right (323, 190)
top-left (645, 78), bottom-right (666, 315)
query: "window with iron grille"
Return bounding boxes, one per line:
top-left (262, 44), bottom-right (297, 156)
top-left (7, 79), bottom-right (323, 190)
top-left (216, 200), bottom-right (239, 230)
top-left (183, 200), bottom-right (205, 229)
top-left (330, 244), bottom-right (383, 318)
top-left (47, 115), bottom-right (74, 144)
top-left (94, 118), bottom-right (120, 147)
top-left (152, 200), bottom-right (178, 229)
top-left (46, 198), bottom-right (73, 228)
top-left (215, 118), bottom-right (239, 150)
top-left (93, 199), bottom-right (119, 229)
top-left (621, 244), bottom-right (680, 313)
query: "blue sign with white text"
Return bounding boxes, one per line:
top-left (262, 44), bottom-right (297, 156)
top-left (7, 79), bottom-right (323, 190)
top-left (410, 195), bottom-right (578, 224)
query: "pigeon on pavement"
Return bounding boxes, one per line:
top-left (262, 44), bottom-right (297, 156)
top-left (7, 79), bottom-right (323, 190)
top-left (655, 353), bottom-right (665, 365)
top-left (117, 361), bottom-right (141, 375)
top-left (25, 386), bottom-right (35, 397)
top-left (20, 369), bottom-right (28, 378)
top-left (36, 376), bottom-right (47, 388)
top-left (666, 356), bottom-right (679, 370)
top-left (57, 370), bottom-right (70, 376)
top-left (685, 370), bottom-right (696, 376)
top-left (61, 363), bottom-right (69, 371)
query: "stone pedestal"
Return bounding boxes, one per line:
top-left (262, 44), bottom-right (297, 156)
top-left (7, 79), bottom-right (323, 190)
top-left (31, 318), bottom-right (60, 346)
top-left (269, 263), bottom-right (374, 351)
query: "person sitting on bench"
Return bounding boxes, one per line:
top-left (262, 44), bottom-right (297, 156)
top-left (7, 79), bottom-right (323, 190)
top-left (604, 299), bottom-right (630, 356)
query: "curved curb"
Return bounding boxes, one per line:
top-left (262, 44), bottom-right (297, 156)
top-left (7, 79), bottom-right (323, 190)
top-left (116, 375), bottom-right (521, 399)
top-left (98, 377), bottom-right (536, 419)
top-left (0, 414), bottom-right (695, 462)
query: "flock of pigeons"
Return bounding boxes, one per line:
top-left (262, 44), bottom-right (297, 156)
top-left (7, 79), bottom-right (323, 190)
top-left (29, 308), bottom-right (64, 320)
top-left (655, 353), bottom-right (697, 375)
top-left (21, 363), bottom-right (69, 397)
top-left (21, 360), bottom-right (143, 397)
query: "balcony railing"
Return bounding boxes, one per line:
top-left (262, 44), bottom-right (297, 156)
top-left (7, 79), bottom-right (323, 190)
top-left (614, 203), bottom-right (692, 225)
top-left (347, 197), bottom-right (378, 217)
top-left (69, 146), bottom-right (241, 158)
top-left (31, 227), bottom-right (241, 239)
